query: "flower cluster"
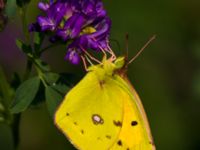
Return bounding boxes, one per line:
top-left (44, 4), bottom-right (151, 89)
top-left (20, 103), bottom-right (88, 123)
top-left (30, 0), bottom-right (111, 64)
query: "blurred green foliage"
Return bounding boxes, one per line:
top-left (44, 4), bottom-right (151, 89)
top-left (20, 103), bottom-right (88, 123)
top-left (0, 0), bottom-right (200, 150)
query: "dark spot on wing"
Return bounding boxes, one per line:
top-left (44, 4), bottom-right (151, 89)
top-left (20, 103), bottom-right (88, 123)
top-left (97, 137), bottom-right (101, 140)
top-left (92, 114), bottom-right (104, 125)
top-left (99, 80), bottom-right (105, 88)
top-left (117, 140), bottom-right (122, 146)
top-left (131, 121), bottom-right (138, 126)
top-left (127, 148), bottom-right (130, 150)
top-left (74, 122), bottom-right (78, 125)
top-left (81, 130), bottom-right (84, 134)
top-left (106, 135), bottom-right (111, 139)
top-left (66, 113), bottom-right (70, 116)
top-left (113, 120), bottom-right (122, 127)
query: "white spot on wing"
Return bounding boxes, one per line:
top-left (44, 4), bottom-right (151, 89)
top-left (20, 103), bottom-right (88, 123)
top-left (92, 114), bottom-right (104, 125)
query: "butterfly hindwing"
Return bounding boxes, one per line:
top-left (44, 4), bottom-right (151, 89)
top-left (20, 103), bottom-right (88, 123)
top-left (109, 76), bottom-right (155, 150)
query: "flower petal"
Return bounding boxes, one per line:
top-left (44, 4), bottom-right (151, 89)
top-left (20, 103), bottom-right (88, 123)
top-left (38, 2), bottom-right (49, 11)
top-left (37, 16), bottom-right (56, 31)
top-left (57, 14), bottom-right (85, 40)
top-left (65, 49), bottom-right (81, 65)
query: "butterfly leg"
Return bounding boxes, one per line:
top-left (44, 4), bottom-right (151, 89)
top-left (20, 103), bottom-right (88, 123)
top-left (80, 45), bottom-right (102, 64)
top-left (81, 56), bottom-right (89, 71)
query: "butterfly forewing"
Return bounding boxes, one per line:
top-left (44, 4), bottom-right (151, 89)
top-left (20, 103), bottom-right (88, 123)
top-left (55, 72), bottom-right (124, 150)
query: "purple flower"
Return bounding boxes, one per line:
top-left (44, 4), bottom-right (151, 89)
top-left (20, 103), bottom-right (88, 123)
top-left (57, 13), bottom-right (86, 40)
top-left (38, 2), bottom-right (50, 11)
top-left (78, 17), bottom-right (111, 50)
top-left (64, 42), bottom-right (82, 65)
top-left (29, 0), bottom-right (111, 64)
top-left (37, 2), bottom-right (68, 31)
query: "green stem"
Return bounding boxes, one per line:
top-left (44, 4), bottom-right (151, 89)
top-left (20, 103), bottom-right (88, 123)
top-left (39, 43), bottom-right (61, 55)
top-left (20, 6), bottom-right (30, 43)
top-left (12, 4), bottom-right (31, 150)
top-left (35, 65), bottom-right (48, 87)
top-left (23, 59), bottom-right (32, 81)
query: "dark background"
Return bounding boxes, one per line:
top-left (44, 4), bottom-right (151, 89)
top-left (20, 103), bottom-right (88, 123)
top-left (0, 0), bottom-right (200, 149)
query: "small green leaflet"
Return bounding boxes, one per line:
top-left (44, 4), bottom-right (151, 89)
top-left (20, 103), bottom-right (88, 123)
top-left (34, 58), bottom-right (50, 72)
top-left (44, 72), bottom-right (60, 85)
top-left (51, 83), bottom-right (70, 95)
top-left (10, 77), bottom-right (40, 113)
top-left (45, 86), bottom-right (63, 117)
top-left (34, 32), bottom-right (44, 53)
top-left (44, 72), bottom-right (70, 116)
top-left (16, 39), bottom-right (32, 54)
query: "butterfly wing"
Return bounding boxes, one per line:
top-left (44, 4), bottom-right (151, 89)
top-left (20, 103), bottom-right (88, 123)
top-left (109, 75), bottom-right (155, 150)
top-left (54, 72), bottom-right (125, 150)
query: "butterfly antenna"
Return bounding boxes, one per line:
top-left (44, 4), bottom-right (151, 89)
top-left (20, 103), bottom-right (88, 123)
top-left (125, 33), bottom-right (129, 62)
top-left (128, 35), bottom-right (156, 64)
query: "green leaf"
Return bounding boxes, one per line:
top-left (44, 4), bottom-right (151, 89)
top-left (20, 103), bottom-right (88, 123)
top-left (34, 58), bottom-right (50, 72)
top-left (10, 77), bottom-right (40, 113)
top-left (34, 32), bottom-right (44, 53)
top-left (31, 82), bottom-right (45, 105)
top-left (16, 39), bottom-right (32, 54)
top-left (16, 39), bottom-right (23, 49)
top-left (52, 83), bottom-right (70, 96)
top-left (45, 86), bottom-right (63, 117)
top-left (44, 72), bottom-right (60, 85)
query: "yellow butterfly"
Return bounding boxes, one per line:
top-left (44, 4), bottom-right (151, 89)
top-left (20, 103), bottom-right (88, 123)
top-left (54, 37), bottom-right (156, 150)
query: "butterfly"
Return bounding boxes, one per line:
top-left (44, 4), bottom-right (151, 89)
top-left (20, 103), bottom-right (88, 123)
top-left (54, 36), bottom-right (156, 150)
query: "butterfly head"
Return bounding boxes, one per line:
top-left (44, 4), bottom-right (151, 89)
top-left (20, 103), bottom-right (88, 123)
top-left (88, 56), bottom-right (126, 79)
top-left (113, 56), bottom-right (126, 70)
